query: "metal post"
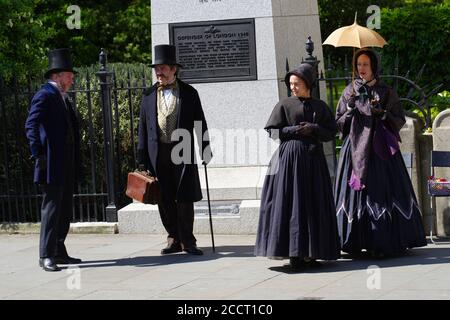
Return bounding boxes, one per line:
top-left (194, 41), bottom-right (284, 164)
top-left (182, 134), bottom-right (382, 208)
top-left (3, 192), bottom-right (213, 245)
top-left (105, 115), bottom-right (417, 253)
top-left (96, 48), bottom-right (117, 222)
top-left (302, 36), bottom-right (337, 176)
top-left (203, 163), bottom-right (215, 253)
top-left (302, 36), bottom-right (320, 99)
top-left (285, 57), bottom-right (291, 97)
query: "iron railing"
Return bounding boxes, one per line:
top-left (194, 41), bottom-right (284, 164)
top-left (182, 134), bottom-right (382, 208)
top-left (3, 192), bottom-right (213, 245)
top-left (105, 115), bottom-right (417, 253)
top-left (0, 51), bottom-right (149, 223)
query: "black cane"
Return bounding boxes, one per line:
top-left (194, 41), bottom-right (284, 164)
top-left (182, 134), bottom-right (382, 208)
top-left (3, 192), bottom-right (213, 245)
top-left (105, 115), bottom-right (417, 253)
top-left (203, 162), bottom-right (215, 253)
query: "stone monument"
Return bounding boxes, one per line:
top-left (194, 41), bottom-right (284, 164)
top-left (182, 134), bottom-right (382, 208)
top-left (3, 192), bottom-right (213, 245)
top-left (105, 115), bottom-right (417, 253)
top-left (118, 0), bottom-right (328, 234)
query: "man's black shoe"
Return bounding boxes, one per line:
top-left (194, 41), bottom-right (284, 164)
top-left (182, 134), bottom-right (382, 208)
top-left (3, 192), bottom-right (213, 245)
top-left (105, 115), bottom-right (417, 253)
top-left (183, 246), bottom-right (203, 255)
top-left (39, 258), bottom-right (61, 272)
top-left (161, 243), bottom-right (182, 255)
top-left (55, 256), bottom-right (82, 264)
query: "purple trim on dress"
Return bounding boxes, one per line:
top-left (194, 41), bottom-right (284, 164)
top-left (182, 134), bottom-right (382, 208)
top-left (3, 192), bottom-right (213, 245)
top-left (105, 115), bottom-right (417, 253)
top-left (349, 170), bottom-right (366, 190)
top-left (373, 121), bottom-right (400, 160)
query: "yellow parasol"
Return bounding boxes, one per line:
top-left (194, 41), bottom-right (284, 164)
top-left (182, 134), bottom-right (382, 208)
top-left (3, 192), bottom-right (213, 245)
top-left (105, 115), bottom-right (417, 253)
top-left (323, 13), bottom-right (388, 89)
top-left (323, 14), bottom-right (388, 48)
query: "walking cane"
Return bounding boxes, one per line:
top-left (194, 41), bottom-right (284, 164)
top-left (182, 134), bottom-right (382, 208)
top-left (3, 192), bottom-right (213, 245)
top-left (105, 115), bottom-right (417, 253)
top-left (203, 162), bottom-right (215, 253)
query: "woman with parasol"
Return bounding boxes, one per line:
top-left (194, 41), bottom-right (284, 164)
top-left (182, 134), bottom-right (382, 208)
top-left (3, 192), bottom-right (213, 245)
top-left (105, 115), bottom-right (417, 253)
top-left (334, 47), bottom-right (427, 257)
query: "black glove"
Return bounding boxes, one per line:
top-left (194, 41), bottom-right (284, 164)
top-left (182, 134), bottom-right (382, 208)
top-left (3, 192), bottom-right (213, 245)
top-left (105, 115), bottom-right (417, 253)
top-left (298, 122), bottom-right (317, 136)
top-left (35, 154), bottom-right (47, 170)
top-left (347, 94), bottom-right (356, 109)
top-left (281, 125), bottom-right (301, 136)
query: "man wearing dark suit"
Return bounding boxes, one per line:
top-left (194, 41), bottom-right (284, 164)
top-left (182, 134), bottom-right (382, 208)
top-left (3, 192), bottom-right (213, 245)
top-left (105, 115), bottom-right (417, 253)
top-left (138, 44), bottom-right (212, 256)
top-left (25, 48), bottom-right (82, 271)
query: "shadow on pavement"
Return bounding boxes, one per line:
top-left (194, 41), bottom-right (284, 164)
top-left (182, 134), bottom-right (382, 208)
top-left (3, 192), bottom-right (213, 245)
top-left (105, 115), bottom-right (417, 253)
top-left (75, 244), bottom-right (255, 269)
top-left (268, 245), bottom-right (450, 274)
top-left (70, 242), bottom-right (450, 274)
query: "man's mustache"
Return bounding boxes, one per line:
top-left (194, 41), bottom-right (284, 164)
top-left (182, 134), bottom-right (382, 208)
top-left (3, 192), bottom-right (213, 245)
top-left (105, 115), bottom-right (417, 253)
top-left (156, 74), bottom-right (167, 78)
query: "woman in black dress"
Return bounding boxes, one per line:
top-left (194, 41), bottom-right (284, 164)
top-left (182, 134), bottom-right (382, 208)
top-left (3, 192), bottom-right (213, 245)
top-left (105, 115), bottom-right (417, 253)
top-left (335, 48), bottom-right (427, 258)
top-left (255, 63), bottom-right (340, 270)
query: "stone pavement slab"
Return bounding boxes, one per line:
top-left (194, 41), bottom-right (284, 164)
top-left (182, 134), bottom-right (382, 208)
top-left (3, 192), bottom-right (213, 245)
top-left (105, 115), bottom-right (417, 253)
top-left (1, 234), bottom-right (450, 300)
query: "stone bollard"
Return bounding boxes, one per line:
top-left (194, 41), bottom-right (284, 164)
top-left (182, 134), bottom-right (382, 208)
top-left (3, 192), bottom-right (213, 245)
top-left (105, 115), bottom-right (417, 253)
top-left (432, 109), bottom-right (450, 236)
top-left (399, 116), bottom-right (423, 211)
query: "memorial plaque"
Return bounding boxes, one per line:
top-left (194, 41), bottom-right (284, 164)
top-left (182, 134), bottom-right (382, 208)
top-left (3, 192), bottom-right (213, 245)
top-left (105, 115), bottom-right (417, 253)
top-left (169, 19), bottom-right (257, 83)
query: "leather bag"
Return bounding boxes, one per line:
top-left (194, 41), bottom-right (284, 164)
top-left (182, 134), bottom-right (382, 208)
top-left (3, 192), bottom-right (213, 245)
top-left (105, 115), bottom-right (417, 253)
top-left (125, 171), bottom-right (161, 204)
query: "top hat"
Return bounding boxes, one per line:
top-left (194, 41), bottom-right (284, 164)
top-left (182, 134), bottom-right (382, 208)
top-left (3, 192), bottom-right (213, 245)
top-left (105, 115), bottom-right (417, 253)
top-left (44, 48), bottom-right (76, 79)
top-left (150, 44), bottom-right (183, 68)
top-left (284, 63), bottom-right (316, 90)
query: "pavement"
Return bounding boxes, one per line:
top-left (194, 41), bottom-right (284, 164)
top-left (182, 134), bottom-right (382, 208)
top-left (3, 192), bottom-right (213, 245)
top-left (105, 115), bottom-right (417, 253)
top-left (1, 233), bottom-right (450, 300)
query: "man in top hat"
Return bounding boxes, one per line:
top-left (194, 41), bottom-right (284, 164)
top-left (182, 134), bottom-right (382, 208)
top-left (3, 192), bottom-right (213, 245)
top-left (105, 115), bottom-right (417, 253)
top-left (137, 44), bottom-right (212, 255)
top-left (25, 48), bottom-right (82, 271)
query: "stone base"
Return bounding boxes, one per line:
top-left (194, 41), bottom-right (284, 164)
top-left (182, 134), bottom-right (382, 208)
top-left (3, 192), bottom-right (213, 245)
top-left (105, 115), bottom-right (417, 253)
top-left (0, 222), bottom-right (118, 234)
top-left (118, 200), bottom-right (260, 235)
top-left (198, 166), bottom-right (267, 200)
top-left (70, 222), bottom-right (118, 234)
top-left (118, 166), bottom-right (264, 234)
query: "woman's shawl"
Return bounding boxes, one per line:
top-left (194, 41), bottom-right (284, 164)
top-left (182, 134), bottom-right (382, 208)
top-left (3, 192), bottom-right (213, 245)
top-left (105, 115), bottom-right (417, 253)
top-left (336, 80), bottom-right (405, 190)
top-left (265, 96), bottom-right (336, 143)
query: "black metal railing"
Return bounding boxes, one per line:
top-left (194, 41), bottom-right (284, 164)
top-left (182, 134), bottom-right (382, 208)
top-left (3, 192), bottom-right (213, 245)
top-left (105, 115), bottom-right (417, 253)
top-left (0, 50), bottom-right (149, 223)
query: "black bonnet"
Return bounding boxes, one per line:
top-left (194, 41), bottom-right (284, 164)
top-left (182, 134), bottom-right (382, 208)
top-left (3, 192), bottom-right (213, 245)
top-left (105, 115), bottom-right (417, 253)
top-left (284, 63), bottom-right (316, 89)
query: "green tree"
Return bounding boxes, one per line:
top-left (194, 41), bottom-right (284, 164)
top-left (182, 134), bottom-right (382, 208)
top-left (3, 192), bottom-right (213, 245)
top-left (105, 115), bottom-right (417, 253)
top-left (35, 0), bottom-right (151, 68)
top-left (319, 0), bottom-right (403, 68)
top-left (318, 0), bottom-right (446, 70)
top-left (0, 0), bottom-right (48, 81)
top-left (380, 3), bottom-right (450, 91)
top-left (112, 1), bottom-right (152, 63)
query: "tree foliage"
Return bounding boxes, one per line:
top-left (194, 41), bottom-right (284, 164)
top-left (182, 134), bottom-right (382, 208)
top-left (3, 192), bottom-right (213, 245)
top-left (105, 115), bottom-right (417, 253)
top-left (35, 0), bottom-right (151, 67)
top-left (318, 0), bottom-right (447, 77)
top-left (0, 0), bottom-right (48, 81)
top-left (318, 0), bottom-right (404, 68)
top-left (379, 3), bottom-right (449, 90)
top-left (0, 0), bottom-right (151, 81)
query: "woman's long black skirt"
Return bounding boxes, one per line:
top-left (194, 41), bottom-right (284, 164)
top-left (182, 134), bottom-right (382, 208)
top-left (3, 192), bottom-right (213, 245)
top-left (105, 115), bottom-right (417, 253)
top-left (335, 138), bottom-right (427, 256)
top-left (255, 139), bottom-right (340, 260)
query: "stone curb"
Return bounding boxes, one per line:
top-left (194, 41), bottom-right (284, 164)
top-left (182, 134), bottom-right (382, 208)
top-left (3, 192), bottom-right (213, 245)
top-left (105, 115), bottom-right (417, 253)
top-left (0, 222), bottom-right (118, 234)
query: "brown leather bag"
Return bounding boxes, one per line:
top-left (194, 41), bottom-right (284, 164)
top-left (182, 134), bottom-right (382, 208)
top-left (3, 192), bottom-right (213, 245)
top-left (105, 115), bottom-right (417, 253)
top-left (125, 171), bottom-right (161, 204)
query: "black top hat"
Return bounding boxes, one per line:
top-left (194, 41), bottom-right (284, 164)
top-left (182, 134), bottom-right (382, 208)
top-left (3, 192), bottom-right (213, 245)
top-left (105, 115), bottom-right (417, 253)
top-left (150, 44), bottom-right (183, 68)
top-left (44, 48), bottom-right (76, 79)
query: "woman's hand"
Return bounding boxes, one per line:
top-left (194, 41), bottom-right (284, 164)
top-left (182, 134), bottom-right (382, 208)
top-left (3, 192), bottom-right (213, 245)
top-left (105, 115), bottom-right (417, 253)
top-left (347, 94), bottom-right (356, 110)
top-left (346, 95), bottom-right (359, 116)
top-left (298, 122), bottom-right (317, 136)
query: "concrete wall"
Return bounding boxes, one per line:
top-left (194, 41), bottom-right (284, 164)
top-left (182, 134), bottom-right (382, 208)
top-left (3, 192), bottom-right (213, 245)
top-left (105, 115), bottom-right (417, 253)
top-left (151, 0), bottom-right (325, 168)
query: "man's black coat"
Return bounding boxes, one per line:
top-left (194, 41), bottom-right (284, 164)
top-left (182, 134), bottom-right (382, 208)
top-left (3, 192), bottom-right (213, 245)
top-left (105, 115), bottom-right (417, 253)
top-left (137, 79), bottom-right (211, 203)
